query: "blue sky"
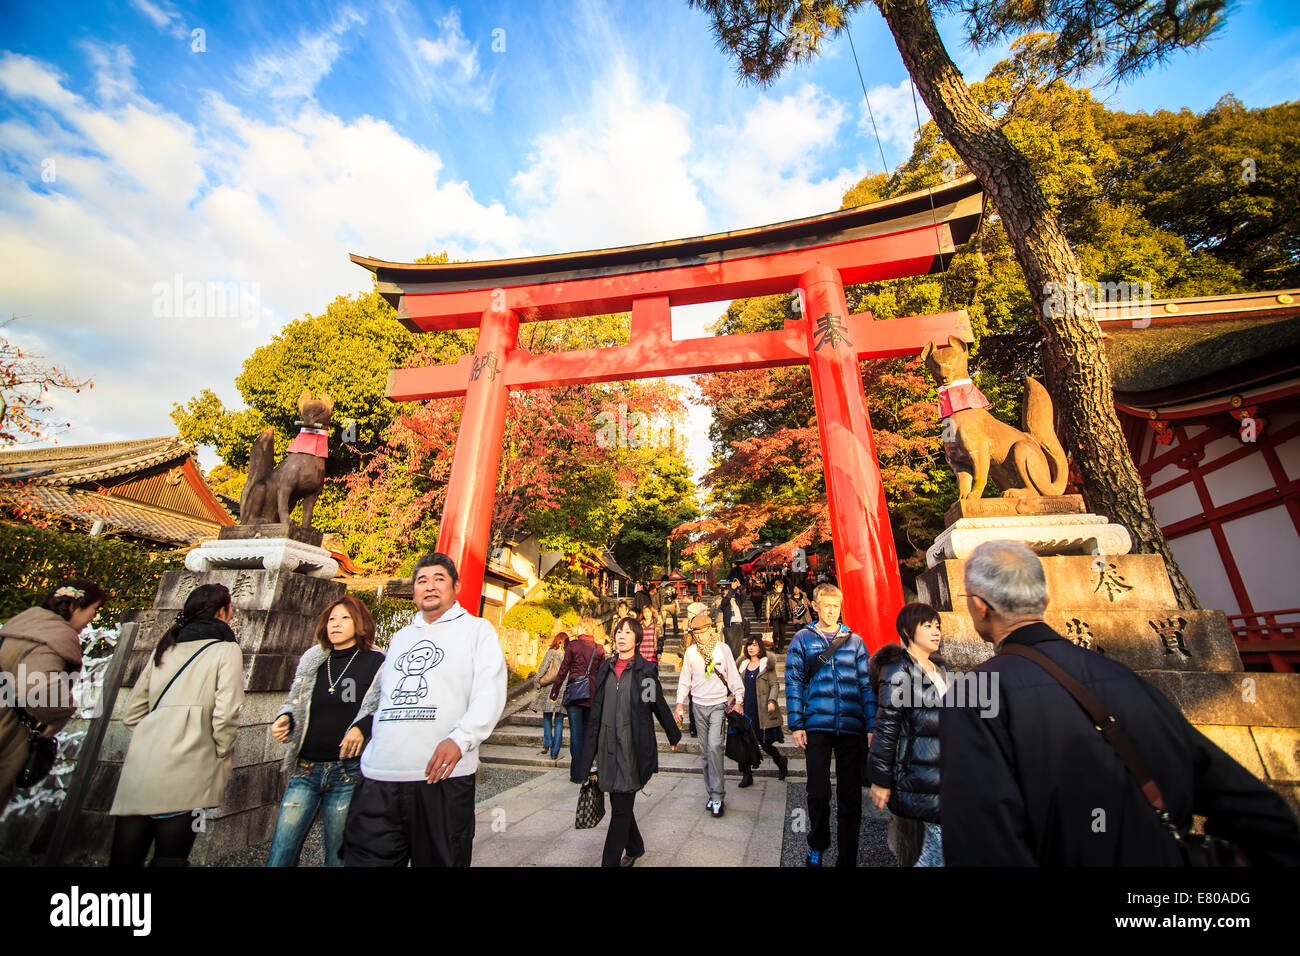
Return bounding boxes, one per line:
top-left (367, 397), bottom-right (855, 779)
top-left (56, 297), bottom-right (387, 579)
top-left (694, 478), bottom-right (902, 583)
top-left (2, 0), bottom-right (1297, 477)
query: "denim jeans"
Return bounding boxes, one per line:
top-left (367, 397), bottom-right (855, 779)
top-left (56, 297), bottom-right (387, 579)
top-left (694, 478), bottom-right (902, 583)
top-left (566, 704), bottom-right (588, 783)
top-left (542, 711), bottom-right (565, 759)
top-left (266, 757), bottom-right (362, 867)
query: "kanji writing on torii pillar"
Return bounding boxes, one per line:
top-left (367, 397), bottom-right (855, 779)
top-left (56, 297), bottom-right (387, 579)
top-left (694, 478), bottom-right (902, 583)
top-left (351, 176), bottom-right (985, 652)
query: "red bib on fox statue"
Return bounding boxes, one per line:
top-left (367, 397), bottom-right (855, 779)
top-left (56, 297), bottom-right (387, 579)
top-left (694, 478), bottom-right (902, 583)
top-left (937, 379), bottom-right (990, 418)
top-left (286, 427), bottom-right (328, 457)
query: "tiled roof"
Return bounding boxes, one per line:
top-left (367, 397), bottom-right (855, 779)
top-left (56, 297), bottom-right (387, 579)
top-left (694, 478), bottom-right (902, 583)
top-left (0, 485), bottom-right (220, 545)
top-left (0, 436), bottom-right (196, 485)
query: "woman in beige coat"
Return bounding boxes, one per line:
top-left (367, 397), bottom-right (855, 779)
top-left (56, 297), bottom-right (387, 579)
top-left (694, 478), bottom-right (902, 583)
top-left (0, 580), bottom-right (106, 810)
top-left (109, 583), bottom-right (244, 866)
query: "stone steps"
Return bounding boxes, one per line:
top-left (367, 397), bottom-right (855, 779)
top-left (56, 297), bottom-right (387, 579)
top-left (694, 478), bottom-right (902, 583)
top-left (488, 721), bottom-right (802, 757)
top-left (477, 743), bottom-right (807, 778)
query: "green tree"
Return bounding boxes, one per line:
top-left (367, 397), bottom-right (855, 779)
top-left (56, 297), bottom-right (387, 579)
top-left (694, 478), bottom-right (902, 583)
top-left (1097, 95), bottom-right (1300, 287)
top-left (690, 0), bottom-right (1233, 608)
top-left (611, 451), bottom-right (700, 580)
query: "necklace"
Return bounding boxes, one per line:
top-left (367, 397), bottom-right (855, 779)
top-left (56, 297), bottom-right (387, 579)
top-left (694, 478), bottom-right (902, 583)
top-left (326, 647), bottom-right (360, 694)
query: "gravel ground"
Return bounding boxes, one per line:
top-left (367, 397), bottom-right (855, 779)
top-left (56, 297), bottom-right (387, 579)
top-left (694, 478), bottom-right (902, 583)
top-left (207, 765), bottom-right (546, 867)
top-left (780, 777), bottom-right (896, 867)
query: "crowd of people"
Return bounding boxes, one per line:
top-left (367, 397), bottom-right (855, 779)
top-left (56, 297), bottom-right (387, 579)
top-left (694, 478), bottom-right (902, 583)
top-left (3, 540), bottom-right (1299, 868)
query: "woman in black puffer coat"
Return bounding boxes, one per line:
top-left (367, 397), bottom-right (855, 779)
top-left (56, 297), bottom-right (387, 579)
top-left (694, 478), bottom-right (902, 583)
top-left (868, 603), bottom-right (947, 866)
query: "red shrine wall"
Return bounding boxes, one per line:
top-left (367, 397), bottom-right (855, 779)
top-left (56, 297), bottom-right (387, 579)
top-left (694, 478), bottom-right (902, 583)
top-left (1121, 401), bottom-right (1300, 670)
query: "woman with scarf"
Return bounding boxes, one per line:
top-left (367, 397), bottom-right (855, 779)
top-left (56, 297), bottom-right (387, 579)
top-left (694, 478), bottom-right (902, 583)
top-left (789, 586), bottom-right (813, 628)
top-left (108, 583), bottom-right (244, 866)
top-left (577, 616), bottom-right (681, 866)
top-left (733, 635), bottom-right (788, 785)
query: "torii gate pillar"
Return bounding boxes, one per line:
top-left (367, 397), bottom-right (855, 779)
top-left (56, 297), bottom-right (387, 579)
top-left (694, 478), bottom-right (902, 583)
top-left (800, 265), bottom-right (905, 643)
top-left (435, 305), bottom-right (519, 607)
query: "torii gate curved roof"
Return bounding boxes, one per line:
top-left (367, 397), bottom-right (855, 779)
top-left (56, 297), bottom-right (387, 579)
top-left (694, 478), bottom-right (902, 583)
top-left (351, 175), bottom-right (984, 331)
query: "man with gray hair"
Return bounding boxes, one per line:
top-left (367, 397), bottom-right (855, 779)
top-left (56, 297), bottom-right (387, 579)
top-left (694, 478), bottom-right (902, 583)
top-left (940, 540), bottom-right (1300, 865)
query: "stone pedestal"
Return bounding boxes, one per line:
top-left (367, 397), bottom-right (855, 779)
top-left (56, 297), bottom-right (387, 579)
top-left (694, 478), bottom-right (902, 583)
top-left (187, 526), bottom-right (337, 579)
top-left (921, 496), bottom-right (1300, 819)
top-left (70, 567), bottom-right (345, 865)
top-left (926, 513), bottom-right (1132, 568)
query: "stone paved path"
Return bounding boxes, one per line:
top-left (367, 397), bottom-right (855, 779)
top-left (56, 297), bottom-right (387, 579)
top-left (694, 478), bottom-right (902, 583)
top-left (471, 767), bottom-right (787, 867)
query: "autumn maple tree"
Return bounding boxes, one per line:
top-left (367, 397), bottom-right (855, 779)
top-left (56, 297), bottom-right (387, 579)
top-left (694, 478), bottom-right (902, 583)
top-left (0, 318), bottom-right (92, 447)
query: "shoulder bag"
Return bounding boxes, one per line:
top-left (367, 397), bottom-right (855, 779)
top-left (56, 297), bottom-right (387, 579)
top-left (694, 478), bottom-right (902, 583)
top-left (562, 643), bottom-right (600, 707)
top-left (810, 627), bottom-right (852, 679)
top-left (537, 651), bottom-right (561, 688)
top-left (1000, 642), bottom-right (1245, 866)
top-left (150, 640), bottom-right (224, 713)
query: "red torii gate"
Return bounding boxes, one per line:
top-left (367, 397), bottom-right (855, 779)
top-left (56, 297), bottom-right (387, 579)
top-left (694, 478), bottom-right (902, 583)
top-left (352, 176), bottom-right (983, 651)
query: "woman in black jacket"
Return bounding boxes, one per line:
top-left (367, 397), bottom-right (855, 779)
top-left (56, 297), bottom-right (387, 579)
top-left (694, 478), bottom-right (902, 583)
top-left (867, 602), bottom-right (946, 866)
top-left (577, 616), bottom-right (682, 867)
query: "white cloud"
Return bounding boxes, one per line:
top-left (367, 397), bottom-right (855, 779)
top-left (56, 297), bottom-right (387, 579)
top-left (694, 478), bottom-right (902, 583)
top-left (239, 8), bottom-right (366, 101)
top-left (696, 83), bottom-right (868, 226)
top-left (129, 0), bottom-right (188, 39)
top-left (510, 65), bottom-right (711, 252)
top-left (856, 78), bottom-right (929, 172)
top-left (0, 47), bottom-right (524, 448)
top-left (416, 9), bottom-right (479, 80)
top-left (387, 3), bottom-right (497, 113)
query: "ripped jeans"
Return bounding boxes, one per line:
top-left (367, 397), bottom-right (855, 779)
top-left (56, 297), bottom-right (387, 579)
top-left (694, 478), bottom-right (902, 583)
top-left (266, 757), bottom-right (362, 867)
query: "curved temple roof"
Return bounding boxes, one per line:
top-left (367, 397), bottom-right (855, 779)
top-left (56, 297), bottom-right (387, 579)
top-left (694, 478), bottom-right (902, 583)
top-left (351, 175), bottom-right (985, 329)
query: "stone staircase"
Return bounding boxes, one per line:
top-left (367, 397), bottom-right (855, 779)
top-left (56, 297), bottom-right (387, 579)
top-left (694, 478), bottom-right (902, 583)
top-left (483, 615), bottom-right (809, 777)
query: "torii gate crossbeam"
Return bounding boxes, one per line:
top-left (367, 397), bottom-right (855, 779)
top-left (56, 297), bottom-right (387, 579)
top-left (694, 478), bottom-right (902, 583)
top-left (352, 176), bottom-right (984, 651)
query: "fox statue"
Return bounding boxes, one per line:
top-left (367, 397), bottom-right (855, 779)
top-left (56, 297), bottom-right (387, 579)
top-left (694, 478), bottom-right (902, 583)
top-left (239, 390), bottom-right (333, 530)
top-left (921, 336), bottom-right (1068, 500)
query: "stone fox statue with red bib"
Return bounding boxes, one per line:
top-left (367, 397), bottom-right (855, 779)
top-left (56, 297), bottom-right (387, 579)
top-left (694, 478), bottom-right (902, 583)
top-left (239, 390), bottom-right (333, 530)
top-left (921, 337), bottom-right (1068, 500)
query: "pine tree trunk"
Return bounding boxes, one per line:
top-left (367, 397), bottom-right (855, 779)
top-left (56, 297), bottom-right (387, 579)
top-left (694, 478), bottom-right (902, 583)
top-left (875, 0), bottom-right (1200, 609)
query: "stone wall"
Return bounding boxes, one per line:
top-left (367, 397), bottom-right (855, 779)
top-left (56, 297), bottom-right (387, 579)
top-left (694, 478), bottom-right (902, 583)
top-left (69, 567), bottom-right (344, 864)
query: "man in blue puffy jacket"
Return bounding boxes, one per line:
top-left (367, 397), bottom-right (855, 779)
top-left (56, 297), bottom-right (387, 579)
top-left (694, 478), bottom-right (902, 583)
top-left (786, 583), bottom-right (876, 867)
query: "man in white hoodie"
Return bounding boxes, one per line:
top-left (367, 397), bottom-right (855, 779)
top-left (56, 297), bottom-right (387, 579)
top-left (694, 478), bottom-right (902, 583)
top-left (342, 552), bottom-right (507, 866)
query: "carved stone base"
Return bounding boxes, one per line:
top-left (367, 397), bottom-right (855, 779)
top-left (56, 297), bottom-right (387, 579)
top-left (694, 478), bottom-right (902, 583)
top-left (934, 609), bottom-right (1243, 672)
top-left (925, 514), bottom-right (1133, 568)
top-left (186, 537), bottom-right (338, 579)
top-left (943, 494), bottom-right (1087, 527)
top-left (219, 522), bottom-right (322, 548)
top-left (918, 553), bottom-right (1178, 611)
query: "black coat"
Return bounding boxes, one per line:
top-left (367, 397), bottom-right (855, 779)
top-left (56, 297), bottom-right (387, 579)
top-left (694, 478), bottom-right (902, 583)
top-left (868, 644), bottom-right (942, 824)
top-left (576, 655), bottom-right (682, 785)
top-left (940, 622), bottom-right (1300, 866)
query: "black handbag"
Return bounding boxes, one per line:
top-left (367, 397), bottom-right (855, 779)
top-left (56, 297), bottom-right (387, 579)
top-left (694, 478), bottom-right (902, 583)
top-left (15, 707), bottom-right (57, 789)
top-left (575, 778), bottom-right (606, 829)
top-left (1, 634), bottom-right (60, 789)
top-left (724, 709), bottom-right (762, 769)
top-left (1000, 643), bottom-right (1246, 867)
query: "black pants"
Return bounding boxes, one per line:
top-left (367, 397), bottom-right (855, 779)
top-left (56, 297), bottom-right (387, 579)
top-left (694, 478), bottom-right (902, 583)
top-left (109, 814), bottom-right (199, 867)
top-left (770, 618), bottom-right (788, 652)
top-left (805, 731), bottom-right (865, 866)
top-left (342, 776), bottom-right (475, 867)
top-left (602, 791), bottom-right (644, 867)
